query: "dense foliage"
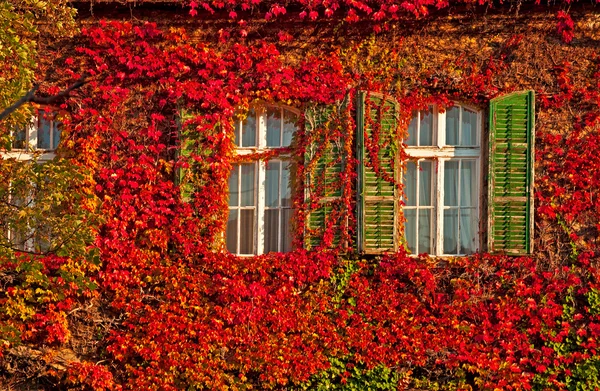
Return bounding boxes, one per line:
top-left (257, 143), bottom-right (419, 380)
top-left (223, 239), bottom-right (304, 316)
top-left (1, 1), bottom-right (600, 390)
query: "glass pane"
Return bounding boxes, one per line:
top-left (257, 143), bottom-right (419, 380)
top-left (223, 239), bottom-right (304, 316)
top-left (443, 209), bottom-right (458, 255)
top-left (228, 166), bottom-right (239, 206)
top-left (239, 209), bottom-right (254, 254)
top-left (266, 161), bottom-right (280, 207)
top-left (445, 106), bottom-right (459, 146)
top-left (13, 125), bottom-right (27, 149)
top-left (419, 107), bottom-right (434, 146)
top-left (444, 161), bottom-right (458, 206)
top-left (460, 208), bottom-right (477, 254)
top-left (281, 162), bottom-right (292, 207)
top-left (37, 116), bottom-right (52, 149)
top-left (226, 210), bottom-right (238, 253)
top-left (52, 123), bottom-right (61, 149)
top-left (406, 114), bottom-right (417, 146)
top-left (403, 161), bottom-right (416, 206)
top-left (240, 163), bottom-right (255, 207)
top-left (282, 110), bottom-right (296, 147)
top-left (264, 209), bottom-right (279, 253)
top-left (281, 208), bottom-right (293, 252)
top-left (419, 161), bottom-right (432, 206)
top-left (461, 108), bottom-right (477, 146)
top-left (34, 225), bottom-right (52, 253)
top-left (266, 107), bottom-right (281, 147)
top-left (418, 209), bottom-right (432, 253)
top-left (460, 160), bottom-right (476, 207)
top-left (404, 209), bottom-right (416, 253)
top-left (241, 109), bottom-right (256, 147)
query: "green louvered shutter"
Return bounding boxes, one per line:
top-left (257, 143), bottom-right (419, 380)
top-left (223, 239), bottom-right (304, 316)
top-left (488, 90), bottom-right (535, 254)
top-left (177, 111), bottom-right (196, 201)
top-left (357, 92), bottom-right (398, 254)
top-left (305, 103), bottom-right (347, 250)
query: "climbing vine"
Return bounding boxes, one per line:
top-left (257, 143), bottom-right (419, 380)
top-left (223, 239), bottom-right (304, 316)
top-left (2, 2), bottom-right (600, 390)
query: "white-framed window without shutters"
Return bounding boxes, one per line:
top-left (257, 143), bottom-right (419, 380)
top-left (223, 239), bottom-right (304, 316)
top-left (227, 106), bottom-right (298, 255)
top-left (4, 109), bottom-right (61, 162)
top-left (2, 109), bottom-right (61, 252)
top-left (403, 104), bottom-right (482, 256)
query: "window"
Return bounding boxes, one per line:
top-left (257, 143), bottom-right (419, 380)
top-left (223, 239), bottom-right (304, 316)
top-left (0, 171), bottom-right (54, 254)
top-left (181, 92), bottom-right (534, 256)
top-left (353, 91), bottom-right (534, 256)
top-left (4, 110), bottom-right (61, 161)
top-left (1, 110), bottom-right (61, 253)
top-left (226, 106), bottom-right (298, 255)
top-left (403, 105), bottom-right (482, 256)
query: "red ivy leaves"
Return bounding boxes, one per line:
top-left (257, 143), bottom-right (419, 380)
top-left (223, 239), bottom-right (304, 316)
top-left (557, 11), bottom-right (575, 44)
top-left (8, 15), bottom-right (600, 391)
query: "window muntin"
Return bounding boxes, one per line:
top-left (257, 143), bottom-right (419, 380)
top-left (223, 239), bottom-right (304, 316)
top-left (227, 106), bottom-right (298, 255)
top-left (403, 104), bottom-right (481, 256)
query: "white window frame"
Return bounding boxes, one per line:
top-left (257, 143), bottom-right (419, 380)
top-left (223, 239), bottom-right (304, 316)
top-left (228, 105), bottom-right (299, 255)
top-left (404, 104), bottom-right (483, 256)
top-left (2, 110), bottom-right (60, 162)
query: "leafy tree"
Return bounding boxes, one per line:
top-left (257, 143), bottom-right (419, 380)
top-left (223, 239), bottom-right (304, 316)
top-left (0, 0), bottom-right (77, 129)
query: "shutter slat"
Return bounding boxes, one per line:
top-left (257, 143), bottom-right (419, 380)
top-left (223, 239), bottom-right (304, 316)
top-left (357, 92), bottom-right (398, 254)
top-left (488, 91), bottom-right (535, 254)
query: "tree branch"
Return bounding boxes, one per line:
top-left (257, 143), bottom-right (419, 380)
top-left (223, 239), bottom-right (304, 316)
top-left (0, 85), bottom-right (39, 122)
top-left (0, 75), bottom-right (88, 122)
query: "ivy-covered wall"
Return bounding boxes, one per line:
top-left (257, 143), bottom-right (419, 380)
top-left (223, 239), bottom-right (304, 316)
top-left (2, 3), bottom-right (600, 390)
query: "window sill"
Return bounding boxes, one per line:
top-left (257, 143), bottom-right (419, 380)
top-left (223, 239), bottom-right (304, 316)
top-left (1, 150), bottom-right (57, 161)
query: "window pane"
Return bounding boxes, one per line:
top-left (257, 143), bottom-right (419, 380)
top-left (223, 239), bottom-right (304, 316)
top-left (461, 108), bottom-right (477, 146)
top-left (240, 163), bottom-right (255, 206)
top-left (267, 107), bottom-right (281, 147)
top-left (419, 108), bottom-right (434, 146)
top-left (404, 209), bottom-right (416, 253)
top-left (264, 209), bottom-right (279, 253)
top-left (37, 117), bottom-right (52, 149)
top-left (446, 106), bottom-right (459, 146)
top-left (406, 115), bottom-right (417, 146)
top-left (444, 209), bottom-right (458, 254)
top-left (12, 125), bottom-right (27, 149)
top-left (266, 161), bottom-right (280, 207)
top-left (444, 161), bottom-right (458, 206)
top-left (226, 210), bottom-right (238, 253)
top-left (460, 208), bottom-right (477, 254)
top-left (52, 124), bottom-right (61, 150)
top-left (229, 166), bottom-right (239, 206)
top-left (239, 210), bottom-right (254, 254)
top-left (282, 110), bottom-right (296, 147)
top-left (241, 109), bottom-right (256, 147)
top-left (460, 160), bottom-right (476, 207)
top-left (419, 161), bottom-right (433, 206)
top-left (281, 208), bottom-right (293, 252)
top-left (404, 161), bottom-right (417, 206)
top-left (281, 162), bottom-right (292, 207)
top-left (34, 225), bottom-right (52, 253)
top-left (418, 209), bottom-right (432, 253)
